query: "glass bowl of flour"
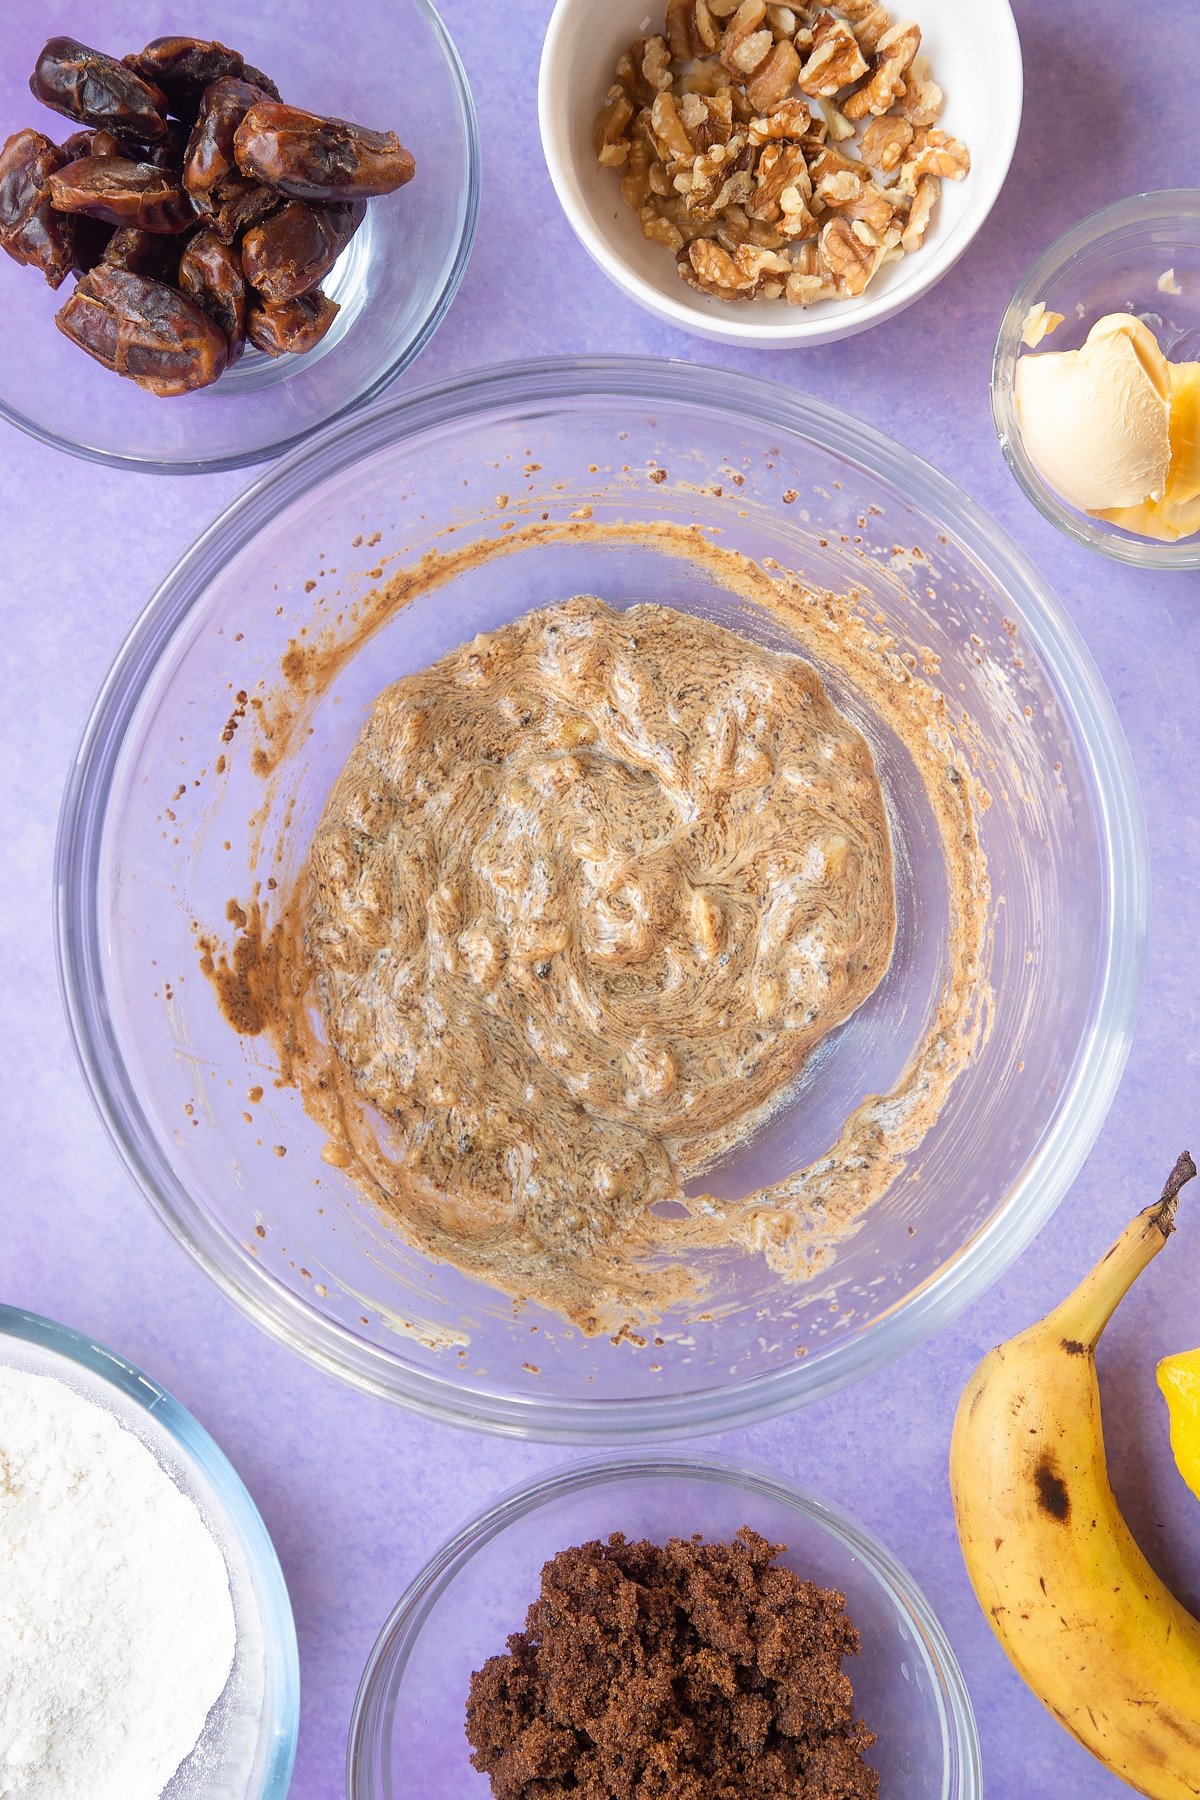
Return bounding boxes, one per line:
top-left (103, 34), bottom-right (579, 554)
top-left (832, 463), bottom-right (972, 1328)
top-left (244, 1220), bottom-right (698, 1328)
top-left (0, 1304), bottom-right (298, 1800)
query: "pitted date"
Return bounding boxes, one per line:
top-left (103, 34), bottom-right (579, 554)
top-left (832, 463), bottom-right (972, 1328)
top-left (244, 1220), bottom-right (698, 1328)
top-left (241, 198), bottom-right (363, 304)
top-left (30, 37), bottom-right (167, 143)
top-left (179, 229), bottom-right (247, 355)
top-left (124, 37), bottom-right (248, 120)
top-left (142, 119), bottom-right (190, 173)
top-left (234, 103), bottom-right (415, 202)
top-left (72, 216), bottom-right (115, 274)
top-left (184, 77), bottom-right (271, 203)
top-left (0, 128), bottom-right (76, 287)
top-left (211, 178), bottom-right (277, 244)
top-left (48, 156), bottom-right (195, 234)
top-left (56, 264), bottom-right (227, 394)
top-left (242, 65), bottom-right (282, 101)
top-left (103, 223), bottom-right (184, 283)
top-left (247, 287), bottom-right (339, 356)
top-left (60, 127), bottom-right (127, 161)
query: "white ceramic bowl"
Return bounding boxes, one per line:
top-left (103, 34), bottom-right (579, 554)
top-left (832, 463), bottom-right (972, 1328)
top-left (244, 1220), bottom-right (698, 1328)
top-left (538, 0), bottom-right (1022, 347)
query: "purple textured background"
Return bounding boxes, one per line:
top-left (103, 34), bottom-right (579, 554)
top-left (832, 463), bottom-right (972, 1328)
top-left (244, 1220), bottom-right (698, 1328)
top-left (2, 2), bottom-right (1199, 1796)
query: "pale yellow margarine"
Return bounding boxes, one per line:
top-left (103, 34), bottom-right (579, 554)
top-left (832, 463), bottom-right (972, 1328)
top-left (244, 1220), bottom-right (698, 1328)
top-left (1015, 309), bottom-right (1200, 543)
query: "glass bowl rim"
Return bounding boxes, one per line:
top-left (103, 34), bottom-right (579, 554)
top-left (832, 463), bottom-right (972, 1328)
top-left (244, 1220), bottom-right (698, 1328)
top-left (345, 1449), bottom-right (982, 1800)
top-left (0, 0), bottom-right (481, 477)
top-left (991, 187), bottom-right (1200, 568)
top-left (54, 351), bottom-right (1148, 1441)
top-left (0, 1300), bottom-right (300, 1799)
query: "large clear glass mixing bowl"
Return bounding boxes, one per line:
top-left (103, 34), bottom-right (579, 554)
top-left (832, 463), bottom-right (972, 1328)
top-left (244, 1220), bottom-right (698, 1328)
top-left (56, 358), bottom-right (1147, 1440)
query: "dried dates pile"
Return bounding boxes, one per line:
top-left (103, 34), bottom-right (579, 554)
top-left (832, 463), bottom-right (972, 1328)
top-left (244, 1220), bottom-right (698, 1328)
top-left (594, 0), bottom-right (970, 306)
top-left (0, 34), bottom-right (417, 394)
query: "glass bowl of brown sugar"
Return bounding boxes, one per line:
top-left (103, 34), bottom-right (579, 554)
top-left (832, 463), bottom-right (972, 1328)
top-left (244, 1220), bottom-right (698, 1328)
top-left (347, 1453), bottom-right (981, 1799)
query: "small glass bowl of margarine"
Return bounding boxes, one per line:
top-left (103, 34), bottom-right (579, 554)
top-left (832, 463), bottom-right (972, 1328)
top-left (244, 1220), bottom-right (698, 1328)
top-left (993, 190), bottom-right (1200, 569)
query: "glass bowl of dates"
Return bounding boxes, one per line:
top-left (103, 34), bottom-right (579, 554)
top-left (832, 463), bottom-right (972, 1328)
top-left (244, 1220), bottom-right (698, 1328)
top-left (0, 1), bottom-right (479, 471)
top-left (347, 1453), bottom-right (982, 1798)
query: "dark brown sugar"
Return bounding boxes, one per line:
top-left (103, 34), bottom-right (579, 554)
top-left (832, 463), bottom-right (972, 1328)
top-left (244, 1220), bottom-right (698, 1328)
top-left (465, 1528), bottom-right (879, 1800)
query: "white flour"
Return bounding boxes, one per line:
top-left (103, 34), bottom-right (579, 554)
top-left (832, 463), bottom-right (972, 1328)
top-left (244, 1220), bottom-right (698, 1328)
top-left (0, 1367), bottom-right (237, 1800)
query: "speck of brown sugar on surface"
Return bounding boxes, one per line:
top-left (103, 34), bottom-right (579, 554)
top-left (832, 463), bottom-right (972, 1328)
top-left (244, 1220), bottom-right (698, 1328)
top-left (464, 1527), bottom-right (879, 1800)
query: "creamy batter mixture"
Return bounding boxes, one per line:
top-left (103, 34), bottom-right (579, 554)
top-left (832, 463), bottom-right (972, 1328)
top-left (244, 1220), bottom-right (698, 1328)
top-left (301, 598), bottom-right (894, 1320)
top-left (199, 520), bottom-right (990, 1336)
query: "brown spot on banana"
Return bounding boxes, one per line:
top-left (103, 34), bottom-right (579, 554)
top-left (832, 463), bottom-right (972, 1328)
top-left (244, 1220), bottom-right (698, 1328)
top-left (1034, 1459), bottom-right (1070, 1521)
top-left (1061, 1337), bottom-right (1088, 1355)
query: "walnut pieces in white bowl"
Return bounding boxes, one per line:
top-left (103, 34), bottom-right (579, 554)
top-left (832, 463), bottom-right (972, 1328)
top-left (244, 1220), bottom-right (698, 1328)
top-left (539, 0), bottom-right (1021, 346)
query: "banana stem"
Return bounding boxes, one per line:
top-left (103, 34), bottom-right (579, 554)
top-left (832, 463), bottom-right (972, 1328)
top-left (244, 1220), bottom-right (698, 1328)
top-left (1045, 1151), bottom-right (1196, 1351)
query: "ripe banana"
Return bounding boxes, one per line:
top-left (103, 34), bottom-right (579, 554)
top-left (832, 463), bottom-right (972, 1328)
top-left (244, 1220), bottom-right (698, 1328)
top-left (950, 1151), bottom-right (1200, 1799)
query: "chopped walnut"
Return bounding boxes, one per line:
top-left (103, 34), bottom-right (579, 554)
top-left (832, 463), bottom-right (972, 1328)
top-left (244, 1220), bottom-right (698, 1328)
top-left (678, 138), bottom-right (755, 215)
top-left (787, 235), bottom-right (838, 301)
top-left (681, 237), bottom-right (791, 298)
top-left (719, 0), bottom-right (770, 72)
top-left (788, 273), bottom-right (835, 302)
top-left (747, 97), bottom-right (814, 142)
top-left (594, 93), bottom-right (635, 168)
top-left (834, 0), bottom-right (892, 26)
top-left (749, 142), bottom-right (819, 238)
top-left (615, 37), bottom-right (676, 107)
top-left (642, 35), bottom-right (676, 95)
top-left (814, 163), bottom-right (897, 232)
top-left (807, 141), bottom-right (863, 183)
top-left (620, 138), bottom-right (654, 210)
top-left (642, 208), bottom-right (684, 252)
top-left (902, 127), bottom-right (970, 183)
top-left (896, 53), bottom-right (943, 125)
top-left (680, 88), bottom-right (737, 149)
top-left (899, 173), bottom-right (938, 251)
top-left (746, 39), bottom-right (803, 109)
top-left (780, 183), bottom-right (820, 238)
top-left (766, 4), bottom-right (800, 34)
top-left (678, 59), bottom-right (734, 96)
top-left (842, 19), bottom-right (921, 120)
top-left (819, 214), bottom-right (878, 293)
top-left (818, 97), bottom-right (857, 141)
top-left (859, 113), bottom-right (913, 173)
top-left (797, 13), bottom-right (870, 96)
top-left (666, 0), bottom-right (722, 57)
top-left (650, 92), bottom-right (697, 160)
top-left (720, 202), bottom-right (787, 249)
top-left (596, 0), bottom-right (968, 307)
top-left (835, 0), bottom-right (893, 50)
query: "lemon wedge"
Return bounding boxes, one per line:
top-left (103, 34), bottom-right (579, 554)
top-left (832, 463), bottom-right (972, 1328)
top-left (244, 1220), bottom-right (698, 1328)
top-left (1158, 1348), bottom-right (1200, 1501)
